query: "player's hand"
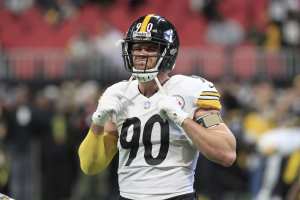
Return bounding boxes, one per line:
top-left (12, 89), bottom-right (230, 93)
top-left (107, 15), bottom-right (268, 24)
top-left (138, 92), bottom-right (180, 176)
top-left (92, 93), bottom-right (126, 126)
top-left (157, 95), bottom-right (189, 126)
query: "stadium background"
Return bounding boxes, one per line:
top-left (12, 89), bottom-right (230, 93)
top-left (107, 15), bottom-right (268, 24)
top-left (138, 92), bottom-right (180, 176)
top-left (0, 0), bottom-right (300, 199)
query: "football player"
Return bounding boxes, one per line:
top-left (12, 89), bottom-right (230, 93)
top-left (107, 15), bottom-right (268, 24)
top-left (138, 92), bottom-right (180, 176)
top-left (78, 14), bottom-right (236, 200)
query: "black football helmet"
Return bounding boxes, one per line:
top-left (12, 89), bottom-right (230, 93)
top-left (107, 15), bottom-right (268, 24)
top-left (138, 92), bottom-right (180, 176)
top-left (122, 14), bottom-right (180, 82)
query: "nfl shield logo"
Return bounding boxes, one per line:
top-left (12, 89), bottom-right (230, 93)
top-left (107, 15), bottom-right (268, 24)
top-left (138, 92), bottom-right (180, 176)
top-left (144, 101), bottom-right (151, 109)
top-left (164, 29), bottom-right (174, 42)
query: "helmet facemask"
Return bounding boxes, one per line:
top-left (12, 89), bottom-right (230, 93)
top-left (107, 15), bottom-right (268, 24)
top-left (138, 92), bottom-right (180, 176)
top-left (122, 40), bottom-right (168, 82)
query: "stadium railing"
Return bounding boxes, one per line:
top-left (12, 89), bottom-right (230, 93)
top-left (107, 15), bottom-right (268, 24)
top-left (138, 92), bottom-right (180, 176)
top-left (0, 47), bottom-right (299, 82)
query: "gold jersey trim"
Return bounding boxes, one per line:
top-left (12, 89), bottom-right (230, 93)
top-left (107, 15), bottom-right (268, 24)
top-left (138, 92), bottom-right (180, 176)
top-left (196, 99), bottom-right (222, 110)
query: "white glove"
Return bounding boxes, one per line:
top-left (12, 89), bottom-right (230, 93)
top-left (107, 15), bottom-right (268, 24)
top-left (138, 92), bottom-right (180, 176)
top-left (157, 95), bottom-right (189, 126)
top-left (0, 193), bottom-right (14, 200)
top-left (92, 93), bottom-right (125, 126)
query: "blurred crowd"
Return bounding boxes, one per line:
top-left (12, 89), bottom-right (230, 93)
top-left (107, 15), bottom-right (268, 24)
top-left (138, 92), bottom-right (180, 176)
top-left (190, 0), bottom-right (300, 49)
top-left (0, 75), bottom-right (298, 200)
top-left (1, 0), bottom-right (300, 48)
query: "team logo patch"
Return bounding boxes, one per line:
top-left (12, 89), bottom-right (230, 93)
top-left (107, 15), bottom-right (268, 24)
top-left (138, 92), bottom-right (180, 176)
top-left (173, 95), bottom-right (185, 109)
top-left (164, 29), bottom-right (174, 42)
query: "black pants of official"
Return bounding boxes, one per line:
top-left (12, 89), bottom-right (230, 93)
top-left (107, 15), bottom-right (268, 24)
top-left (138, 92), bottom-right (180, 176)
top-left (119, 192), bottom-right (196, 200)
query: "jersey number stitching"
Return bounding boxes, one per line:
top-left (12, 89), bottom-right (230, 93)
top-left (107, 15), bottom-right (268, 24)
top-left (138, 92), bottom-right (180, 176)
top-left (120, 114), bottom-right (169, 166)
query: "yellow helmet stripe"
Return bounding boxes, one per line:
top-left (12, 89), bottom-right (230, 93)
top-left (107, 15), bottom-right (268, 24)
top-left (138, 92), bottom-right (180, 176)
top-left (140, 14), bottom-right (154, 32)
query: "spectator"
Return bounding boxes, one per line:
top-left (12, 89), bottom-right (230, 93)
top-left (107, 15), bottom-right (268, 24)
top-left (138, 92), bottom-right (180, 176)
top-left (190, 0), bottom-right (219, 21)
top-left (92, 22), bottom-right (124, 74)
top-left (6, 86), bottom-right (35, 200)
top-left (206, 14), bottom-right (245, 46)
top-left (264, 21), bottom-right (282, 51)
top-left (268, 0), bottom-right (288, 23)
top-left (282, 11), bottom-right (300, 48)
top-left (0, 43), bottom-right (8, 79)
top-left (242, 80), bottom-right (277, 199)
top-left (67, 30), bottom-right (94, 78)
top-left (128, 0), bottom-right (145, 10)
top-left (4, 0), bottom-right (33, 14)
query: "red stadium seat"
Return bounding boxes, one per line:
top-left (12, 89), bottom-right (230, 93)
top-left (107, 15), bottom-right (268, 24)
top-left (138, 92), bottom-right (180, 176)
top-left (179, 17), bottom-right (206, 47)
top-left (200, 45), bottom-right (225, 79)
top-left (232, 45), bottom-right (257, 79)
top-left (105, 4), bottom-right (131, 32)
top-left (265, 51), bottom-right (286, 79)
top-left (174, 47), bottom-right (196, 75)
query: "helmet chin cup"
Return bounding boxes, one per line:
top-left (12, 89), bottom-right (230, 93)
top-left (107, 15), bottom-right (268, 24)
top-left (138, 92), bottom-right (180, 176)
top-left (132, 71), bottom-right (158, 82)
top-left (132, 64), bottom-right (159, 82)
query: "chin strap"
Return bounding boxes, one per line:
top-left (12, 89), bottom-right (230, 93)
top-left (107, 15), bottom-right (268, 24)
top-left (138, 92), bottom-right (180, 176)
top-left (132, 71), bottom-right (159, 82)
top-left (111, 75), bottom-right (134, 122)
top-left (125, 75), bottom-right (134, 92)
top-left (154, 76), bottom-right (167, 95)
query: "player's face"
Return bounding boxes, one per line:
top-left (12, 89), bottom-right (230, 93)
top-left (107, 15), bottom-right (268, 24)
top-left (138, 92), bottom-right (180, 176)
top-left (132, 43), bottom-right (160, 70)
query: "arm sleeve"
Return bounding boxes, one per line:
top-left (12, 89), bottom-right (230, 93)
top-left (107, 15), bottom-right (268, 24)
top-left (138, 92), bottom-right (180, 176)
top-left (78, 129), bottom-right (118, 175)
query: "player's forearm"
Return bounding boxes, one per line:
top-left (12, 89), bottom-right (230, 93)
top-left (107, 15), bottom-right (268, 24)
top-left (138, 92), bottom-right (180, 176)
top-left (182, 118), bottom-right (236, 167)
top-left (78, 123), bottom-right (118, 175)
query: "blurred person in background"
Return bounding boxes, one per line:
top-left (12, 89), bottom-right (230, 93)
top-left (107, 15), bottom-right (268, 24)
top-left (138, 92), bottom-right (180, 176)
top-left (78, 14), bottom-right (236, 200)
top-left (282, 11), bottom-right (300, 48)
top-left (264, 21), bottom-right (282, 51)
top-left (71, 81), bottom-right (118, 200)
top-left (128, 0), bottom-right (146, 10)
top-left (92, 21), bottom-right (124, 77)
top-left (67, 29), bottom-right (94, 79)
top-left (247, 75), bottom-right (300, 200)
top-left (35, 85), bottom-right (75, 200)
top-left (4, 0), bottom-right (33, 14)
top-left (189, 0), bottom-right (219, 21)
top-left (0, 43), bottom-right (8, 80)
top-left (242, 80), bottom-right (277, 199)
top-left (32, 88), bottom-right (53, 200)
top-left (268, 0), bottom-right (300, 49)
top-left (5, 86), bottom-right (36, 200)
top-left (195, 82), bottom-right (249, 200)
top-left (205, 13), bottom-right (244, 47)
top-left (287, 176), bottom-right (300, 200)
top-left (0, 88), bottom-right (9, 195)
top-left (38, 0), bottom-right (81, 25)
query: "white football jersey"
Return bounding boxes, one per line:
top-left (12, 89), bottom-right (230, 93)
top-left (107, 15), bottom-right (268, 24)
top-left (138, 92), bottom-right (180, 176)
top-left (103, 75), bottom-right (221, 200)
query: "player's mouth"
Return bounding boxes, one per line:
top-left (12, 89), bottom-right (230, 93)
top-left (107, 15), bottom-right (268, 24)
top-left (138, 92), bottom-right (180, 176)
top-left (134, 57), bottom-right (148, 66)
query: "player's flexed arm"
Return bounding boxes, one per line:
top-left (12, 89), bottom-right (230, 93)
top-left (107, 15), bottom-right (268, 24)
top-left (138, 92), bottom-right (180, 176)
top-left (78, 91), bottom-right (122, 175)
top-left (158, 86), bottom-right (236, 167)
top-left (181, 110), bottom-right (236, 167)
